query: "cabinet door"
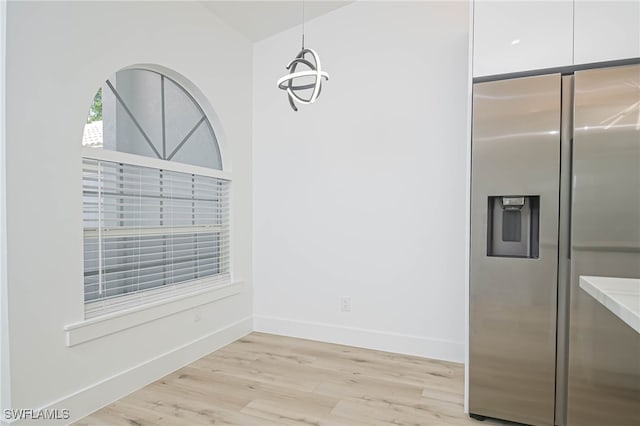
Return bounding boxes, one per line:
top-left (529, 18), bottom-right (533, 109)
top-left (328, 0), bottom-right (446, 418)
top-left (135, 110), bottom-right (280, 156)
top-left (473, 0), bottom-right (573, 77)
top-left (574, 0), bottom-right (640, 65)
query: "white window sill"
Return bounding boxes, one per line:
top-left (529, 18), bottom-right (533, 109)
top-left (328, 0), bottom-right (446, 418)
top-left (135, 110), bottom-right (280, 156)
top-left (64, 281), bottom-right (242, 347)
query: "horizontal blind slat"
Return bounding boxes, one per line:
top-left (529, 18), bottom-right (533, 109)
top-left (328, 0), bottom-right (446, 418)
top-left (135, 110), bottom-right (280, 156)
top-left (85, 266), bottom-right (230, 292)
top-left (83, 157), bottom-right (231, 318)
top-left (84, 254), bottom-right (232, 278)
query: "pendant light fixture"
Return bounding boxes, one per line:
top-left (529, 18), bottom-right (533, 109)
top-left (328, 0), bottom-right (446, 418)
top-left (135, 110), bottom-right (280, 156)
top-left (276, 0), bottom-right (329, 111)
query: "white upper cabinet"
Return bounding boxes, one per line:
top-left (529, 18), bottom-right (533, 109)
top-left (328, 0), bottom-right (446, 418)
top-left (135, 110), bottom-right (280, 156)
top-left (473, 1), bottom-right (574, 77)
top-left (574, 0), bottom-right (640, 65)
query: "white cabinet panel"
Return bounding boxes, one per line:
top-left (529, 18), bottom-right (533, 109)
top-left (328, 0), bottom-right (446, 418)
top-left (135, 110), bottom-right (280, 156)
top-left (574, 0), bottom-right (640, 65)
top-left (473, 1), bottom-right (574, 77)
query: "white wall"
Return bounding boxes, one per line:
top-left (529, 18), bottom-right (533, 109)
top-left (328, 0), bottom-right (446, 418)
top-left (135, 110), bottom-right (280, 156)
top-left (0, 0), bottom-right (10, 416)
top-left (253, 1), bottom-right (470, 362)
top-left (3, 1), bottom-right (252, 423)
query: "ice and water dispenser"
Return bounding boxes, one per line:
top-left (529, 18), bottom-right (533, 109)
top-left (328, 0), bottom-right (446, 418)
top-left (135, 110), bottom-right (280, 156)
top-left (487, 195), bottom-right (540, 258)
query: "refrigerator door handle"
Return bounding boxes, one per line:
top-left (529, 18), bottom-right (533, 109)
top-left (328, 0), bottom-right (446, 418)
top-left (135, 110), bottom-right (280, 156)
top-left (567, 136), bottom-right (573, 261)
top-left (554, 74), bottom-right (574, 426)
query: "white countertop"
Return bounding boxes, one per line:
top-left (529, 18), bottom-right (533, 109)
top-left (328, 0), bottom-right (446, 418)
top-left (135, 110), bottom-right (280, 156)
top-left (580, 276), bottom-right (640, 334)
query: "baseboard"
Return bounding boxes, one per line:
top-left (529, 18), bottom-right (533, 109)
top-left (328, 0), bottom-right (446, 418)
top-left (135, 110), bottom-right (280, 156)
top-left (21, 316), bottom-right (253, 426)
top-left (254, 314), bottom-right (464, 363)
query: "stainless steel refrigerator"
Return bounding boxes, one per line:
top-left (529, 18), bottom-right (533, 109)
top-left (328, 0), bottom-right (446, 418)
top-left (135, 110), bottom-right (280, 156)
top-left (469, 63), bottom-right (640, 426)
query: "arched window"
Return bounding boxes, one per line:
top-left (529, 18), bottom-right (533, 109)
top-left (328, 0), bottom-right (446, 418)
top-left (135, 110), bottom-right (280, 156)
top-left (81, 67), bottom-right (230, 318)
top-left (83, 68), bottom-right (222, 169)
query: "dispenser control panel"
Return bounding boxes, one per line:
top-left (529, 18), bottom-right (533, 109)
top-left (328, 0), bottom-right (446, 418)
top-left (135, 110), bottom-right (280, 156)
top-left (487, 195), bottom-right (540, 258)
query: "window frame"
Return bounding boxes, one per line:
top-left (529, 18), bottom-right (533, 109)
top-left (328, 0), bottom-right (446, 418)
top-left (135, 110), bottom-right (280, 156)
top-left (71, 64), bottom-right (235, 341)
top-left (65, 146), bottom-right (237, 347)
top-left (81, 147), bottom-right (233, 318)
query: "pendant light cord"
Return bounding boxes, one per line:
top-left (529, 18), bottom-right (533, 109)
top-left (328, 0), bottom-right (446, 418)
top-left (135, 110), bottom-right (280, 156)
top-left (301, 0), bottom-right (305, 49)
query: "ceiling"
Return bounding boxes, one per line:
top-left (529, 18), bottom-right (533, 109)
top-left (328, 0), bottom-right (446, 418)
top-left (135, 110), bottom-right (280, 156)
top-left (201, 1), bottom-right (353, 42)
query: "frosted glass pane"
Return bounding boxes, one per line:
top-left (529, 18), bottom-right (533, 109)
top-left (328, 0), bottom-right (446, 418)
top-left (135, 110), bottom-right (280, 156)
top-left (164, 77), bottom-right (203, 157)
top-left (112, 69), bottom-right (163, 157)
top-left (171, 121), bottom-right (222, 170)
top-left (102, 81), bottom-right (116, 151)
top-left (114, 99), bottom-right (159, 158)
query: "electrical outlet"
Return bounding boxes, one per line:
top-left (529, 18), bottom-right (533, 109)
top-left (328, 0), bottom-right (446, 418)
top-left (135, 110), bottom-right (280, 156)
top-left (341, 297), bottom-right (351, 312)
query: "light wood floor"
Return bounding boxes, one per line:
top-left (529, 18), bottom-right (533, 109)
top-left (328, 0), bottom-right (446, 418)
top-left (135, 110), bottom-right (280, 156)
top-left (76, 332), bottom-right (514, 426)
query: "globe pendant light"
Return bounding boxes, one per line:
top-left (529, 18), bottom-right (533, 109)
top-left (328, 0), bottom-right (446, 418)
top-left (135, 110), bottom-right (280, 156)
top-left (276, 0), bottom-right (329, 111)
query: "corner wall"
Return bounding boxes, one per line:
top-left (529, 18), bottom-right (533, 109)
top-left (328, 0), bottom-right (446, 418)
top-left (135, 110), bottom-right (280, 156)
top-left (0, 0), bottom-right (10, 416)
top-left (3, 2), bottom-right (252, 423)
top-left (253, 1), bottom-right (470, 362)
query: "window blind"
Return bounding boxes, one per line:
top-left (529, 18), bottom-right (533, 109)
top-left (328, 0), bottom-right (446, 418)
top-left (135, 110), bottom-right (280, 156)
top-left (82, 158), bottom-right (230, 318)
